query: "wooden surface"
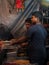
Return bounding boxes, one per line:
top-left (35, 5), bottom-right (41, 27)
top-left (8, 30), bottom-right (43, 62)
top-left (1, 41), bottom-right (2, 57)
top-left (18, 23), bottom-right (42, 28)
top-left (3, 60), bottom-right (30, 65)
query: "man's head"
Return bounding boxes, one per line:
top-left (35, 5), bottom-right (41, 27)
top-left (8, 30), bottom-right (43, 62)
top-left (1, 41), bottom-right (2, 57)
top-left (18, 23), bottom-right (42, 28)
top-left (25, 18), bottom-right (32, 29)
top-left (31, 11), bottom-right (43, 24)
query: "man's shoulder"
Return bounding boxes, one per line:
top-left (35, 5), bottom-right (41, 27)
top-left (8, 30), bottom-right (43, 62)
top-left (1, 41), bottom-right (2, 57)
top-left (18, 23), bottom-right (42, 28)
top-left (30, 24), bottom-right (38, 30)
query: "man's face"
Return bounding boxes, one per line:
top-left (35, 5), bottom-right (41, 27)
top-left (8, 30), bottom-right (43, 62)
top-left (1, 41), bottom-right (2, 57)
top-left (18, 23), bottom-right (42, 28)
top-left (31, 16), bottom-right (38, 24)
top-left (25, 22), bottom-right (31, 29)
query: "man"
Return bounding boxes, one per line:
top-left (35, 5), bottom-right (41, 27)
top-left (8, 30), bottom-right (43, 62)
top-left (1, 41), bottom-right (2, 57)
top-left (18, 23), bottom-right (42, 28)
top-left (11, 11), bottom-right (47, 65)
top-left (10, 18), bottom-right (32, 44)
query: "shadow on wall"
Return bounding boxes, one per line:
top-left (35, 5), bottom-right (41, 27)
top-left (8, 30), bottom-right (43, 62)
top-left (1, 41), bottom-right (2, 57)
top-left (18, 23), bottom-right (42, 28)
top-left (0, 24), bottom-right (13, 40)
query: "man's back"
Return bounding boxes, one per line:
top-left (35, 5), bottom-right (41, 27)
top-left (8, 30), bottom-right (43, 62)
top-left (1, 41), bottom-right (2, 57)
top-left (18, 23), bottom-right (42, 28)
top-left (26, 24), bottom-right (47, 62)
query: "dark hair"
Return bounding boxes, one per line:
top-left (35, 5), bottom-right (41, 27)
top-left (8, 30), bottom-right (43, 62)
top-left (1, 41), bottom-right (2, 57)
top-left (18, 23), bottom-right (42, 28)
top-left (32, 11), bottom-right (43, 22)
top-left (25, 18), bottom-right (32, 24)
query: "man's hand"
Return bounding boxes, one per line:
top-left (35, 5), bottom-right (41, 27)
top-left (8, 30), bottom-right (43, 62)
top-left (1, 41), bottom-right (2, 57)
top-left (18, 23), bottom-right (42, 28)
top-left (21, 42), bottom-right (28, 47)
top-left (10, 36), bottom-right (26, 45)
top-left (10, 39), bottom-right (17, 45)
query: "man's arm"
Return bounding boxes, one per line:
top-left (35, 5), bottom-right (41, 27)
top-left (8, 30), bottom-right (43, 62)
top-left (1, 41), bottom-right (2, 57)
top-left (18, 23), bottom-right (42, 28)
top-left (20, 42), bottom-right (28, 47)
top-left (10, 36), bottom-right (27, 45)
